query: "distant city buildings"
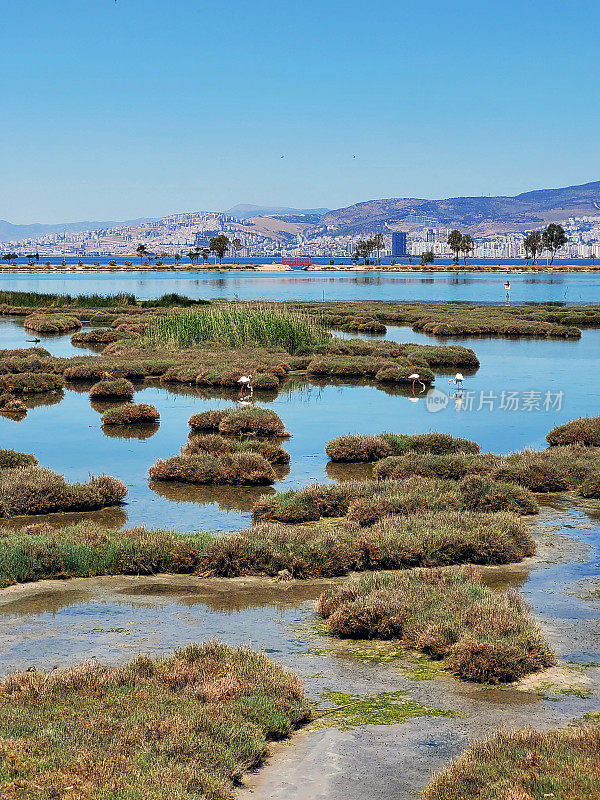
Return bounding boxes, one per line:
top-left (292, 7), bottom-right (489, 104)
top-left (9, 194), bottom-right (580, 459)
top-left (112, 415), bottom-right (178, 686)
top-left (1, 212), bottom-right (600, 261)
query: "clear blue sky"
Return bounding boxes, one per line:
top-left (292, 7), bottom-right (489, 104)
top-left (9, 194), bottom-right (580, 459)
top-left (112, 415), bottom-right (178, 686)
top-left (1, 0), bottom-right (598, 223)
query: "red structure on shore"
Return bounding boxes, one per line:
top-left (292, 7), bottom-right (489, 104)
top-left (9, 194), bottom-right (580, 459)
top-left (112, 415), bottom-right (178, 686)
top-left (281, 256), bottom-right (312, 268)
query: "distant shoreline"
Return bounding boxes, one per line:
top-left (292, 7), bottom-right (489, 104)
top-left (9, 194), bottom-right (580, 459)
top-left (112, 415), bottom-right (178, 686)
top-left (0, 262), bottom-right (599, 274)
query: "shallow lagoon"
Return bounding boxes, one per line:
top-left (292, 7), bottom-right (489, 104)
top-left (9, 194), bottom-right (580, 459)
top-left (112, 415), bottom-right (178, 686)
top-left (1, 310), bottom-right (600, 799)
top-left (1, 269), bottom-right (600, 302)
top-left (0, 315), bottom-right (599, 530)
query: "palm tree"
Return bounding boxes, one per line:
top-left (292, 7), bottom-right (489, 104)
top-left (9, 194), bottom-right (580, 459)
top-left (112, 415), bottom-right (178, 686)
top-left (136, 244), bottom-right (148, 264)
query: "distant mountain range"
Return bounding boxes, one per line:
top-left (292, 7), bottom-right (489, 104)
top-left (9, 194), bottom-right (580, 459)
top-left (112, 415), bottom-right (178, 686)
top-left (3, 182), bottom-right (599, 244)
top-left (0, 218), bottom-right (155, 243)
top-left (225, 204), bottom-right (330, 219)
top-left (320, 182), bottom-right (600, 236)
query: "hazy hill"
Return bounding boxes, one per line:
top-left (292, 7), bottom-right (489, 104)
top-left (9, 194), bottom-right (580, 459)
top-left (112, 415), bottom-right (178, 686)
top-left (0, 218), bottom-right (154, 243)
top-left (320, 181), bottom-right (600, 235)
top-left (226, 204), bottom-right (329, 219)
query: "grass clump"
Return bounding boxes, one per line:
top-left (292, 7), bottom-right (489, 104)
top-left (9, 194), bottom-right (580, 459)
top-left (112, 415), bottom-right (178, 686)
top-left (326, 432), bottom-right (480, 462)
top-left (71, 327), bottom-right (123, 345)
top-left (0, 394), bottom-right (27, 416)
top-left (252, 476), bottom-right (538, 525)
top-left (89, 377), bottom-right (135, 399)
top-left (422, 721), bottom-right (600, 800)
top-left (148, 452), bottom-right (276, 486)
top-left (23, 314), bottom-right (82, 334)
top-left (547, 416), bottom-right (600, 446)
top-left (0, 509), bottom-right (533, 587)
top-left (0, 642), bottom-right (310, 800)
top-left (184, 433), bottom-right (290, 464)
top-left (374, 447), bottom-right (600, 494)
top-left (317, 569), bottom-right (554, 683)
top-left (189, 407), bottom-right (288, 437)
top-left (0, 372), bottom-right (62, 394)
top-left (0, 449), bottom-right (38, 469)
top-left (146, 306), bottom-right (330, 354)
top-left (0, 468), bottom-right (126, 517)
top-left (101, 403), bottom-right (159, 425)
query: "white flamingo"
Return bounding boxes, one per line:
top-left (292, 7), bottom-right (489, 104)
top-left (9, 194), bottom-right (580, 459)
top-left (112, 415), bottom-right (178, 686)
top-left (408, 373), bottom-right (426, 395)
top-left (449, 372), bottom-right (464, 389)
top-left (237, 374), bottom-right (253, 398)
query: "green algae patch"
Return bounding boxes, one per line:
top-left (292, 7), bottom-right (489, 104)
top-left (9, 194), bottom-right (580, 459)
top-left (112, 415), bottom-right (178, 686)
top-left (316, 690), bottom-right (455, 730)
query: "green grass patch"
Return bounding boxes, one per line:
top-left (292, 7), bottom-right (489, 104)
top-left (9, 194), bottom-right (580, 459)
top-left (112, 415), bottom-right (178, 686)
top-left (0, 642), bottom-right (310, 800)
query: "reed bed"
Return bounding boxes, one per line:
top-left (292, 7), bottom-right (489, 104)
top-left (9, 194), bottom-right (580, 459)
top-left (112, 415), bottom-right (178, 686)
top-left (145, 306), bottom-right (330, 354)
top-left (0, 511), bottom-right (533, 587)
top-left (422, 721), bottom-right (600, 799)
top-left (317, 569), bottom-right (554, 683)
top-left (0, 641), bottom-right (310, 800)
top-left (0, 290), bottom-right (138, 307)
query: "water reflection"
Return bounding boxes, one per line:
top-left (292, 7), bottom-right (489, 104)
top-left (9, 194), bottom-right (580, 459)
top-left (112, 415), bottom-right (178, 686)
top-left (0, 270), bottom-right (598, 303)
top-left (102, 422), bottom-right (160, 440)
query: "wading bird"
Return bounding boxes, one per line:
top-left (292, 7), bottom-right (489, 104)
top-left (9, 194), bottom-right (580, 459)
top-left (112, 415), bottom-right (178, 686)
top-left (237, 374), bottom-right (253, 398)
top-left (408, 372), bottom-right (426, 395)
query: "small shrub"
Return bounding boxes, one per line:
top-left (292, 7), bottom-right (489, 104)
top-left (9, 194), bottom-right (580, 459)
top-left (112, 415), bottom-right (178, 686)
top-left (0, 372), bottom-right (62, 394)
top-left (90, 378), bottom-right (135, 399)
top-left (0, 393), bottom-right (27, 415)
top-left (102, 403), bottom-right (159, 425)
top-left (318, 569), bottom-right (554, 683)
top-left (148, 452), bottom-right (276, 485)
top-left (459, 474), bottom-right (538, 515)
top-left (326, 432), bottom-right (480, 462)
top-left (579, 471), bottom-right (600, 498)
top-left (71, 328), bottom-right (122, 345)
top-left (422, 724), bottom-right (600, 800)
top-left (184, 433), bottom-right (289, 464)
top-left (547, 416), bottom-right (600, 446)
top-left (0, 467), bottom-right (126, 516)
top-left (189, 407), bottom-right (288, 437)
top-left (0, 449), bottom-right (38, 469)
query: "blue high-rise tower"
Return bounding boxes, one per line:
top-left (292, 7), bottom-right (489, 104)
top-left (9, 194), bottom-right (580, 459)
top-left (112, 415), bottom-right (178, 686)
top-left (391, 231), bottom-right (408, 257)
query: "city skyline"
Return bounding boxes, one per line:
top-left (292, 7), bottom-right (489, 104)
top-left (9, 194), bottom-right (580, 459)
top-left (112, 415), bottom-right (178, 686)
top-left (2, 0), bottom-right (599, 223)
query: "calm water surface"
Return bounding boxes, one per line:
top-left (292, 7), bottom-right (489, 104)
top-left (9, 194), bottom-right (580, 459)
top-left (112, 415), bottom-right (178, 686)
top-left (0, 316), bottom-right (599, 530)
top-left (1, 270), bottom-right (600, 302)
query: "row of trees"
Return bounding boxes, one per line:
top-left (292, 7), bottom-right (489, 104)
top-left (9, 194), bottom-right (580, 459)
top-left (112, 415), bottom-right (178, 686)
top-left (353, 233), bottom-right (385, 264)
top-left (447, 230), bottom-right (475, 265)
top-left (524, 224), bottom-right (568, 266)
top-left (136, 236), bottom-right (244, 266)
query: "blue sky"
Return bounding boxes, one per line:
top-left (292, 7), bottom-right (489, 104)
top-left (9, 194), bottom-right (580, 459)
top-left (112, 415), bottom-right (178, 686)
top-left (1, 0), bottom-right (598, 222)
